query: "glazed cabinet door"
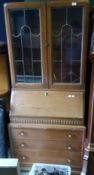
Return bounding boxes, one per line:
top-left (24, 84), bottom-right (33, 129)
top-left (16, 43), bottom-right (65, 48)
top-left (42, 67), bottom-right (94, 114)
top-left (4, 3), bottom-right (48, 89)
top-left (47, 1), bottom-right (89, 90)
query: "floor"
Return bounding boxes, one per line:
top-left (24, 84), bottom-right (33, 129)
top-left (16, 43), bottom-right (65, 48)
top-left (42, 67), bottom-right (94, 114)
top-left (21, 170), bottom-right (29, 175)
top-left (20, 171), bottom-right (75, 175)
top-left (20, 169), bottom-right (74, 175)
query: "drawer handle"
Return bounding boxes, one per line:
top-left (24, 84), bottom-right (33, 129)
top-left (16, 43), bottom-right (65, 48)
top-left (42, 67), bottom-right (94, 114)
top-left (68, 95), bottom-right (75, 98)
top-left (67, 159), bottom-right (72, 163)
top-left (20, 143), bottom-right (25, 148)
top-left (22, 156), bottom-right (27, 160)
top-left (20, 132), bottom-right (24, 136)
top-left (68, 134), bottom-right (72, 138)
top-left (67, 146), bottom-right (72, 150)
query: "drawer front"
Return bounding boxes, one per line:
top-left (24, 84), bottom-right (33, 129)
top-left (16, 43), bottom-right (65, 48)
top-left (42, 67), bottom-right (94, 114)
top-left (9, 127), bottom-right (84, 143)
top-left (13, 139), bottom-right (82, 152)
top-left (13, 149), bottom-right (82, 168)
top-left (9, 126), bottom-right (85, 169)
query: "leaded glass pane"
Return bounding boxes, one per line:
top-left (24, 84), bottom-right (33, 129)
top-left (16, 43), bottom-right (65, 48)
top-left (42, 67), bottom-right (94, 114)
top-left (52, 7), bottom-right (83, 84)
top-left (10, 9), bottom-right (41, 83)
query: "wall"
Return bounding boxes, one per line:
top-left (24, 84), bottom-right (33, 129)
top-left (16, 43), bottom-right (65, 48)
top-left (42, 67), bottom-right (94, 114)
top-left (0, 0), bottom-right (24, 42)
top-left (89, 0), bottom-right (94, 5)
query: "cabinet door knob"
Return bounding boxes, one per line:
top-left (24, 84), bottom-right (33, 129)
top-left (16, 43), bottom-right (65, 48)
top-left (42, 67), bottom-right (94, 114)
top-left (20, 132), bottom-right (24, 136)
top-left (45, 42), bottom-right (49, 47)
top-left (20, 143), bottom-right (25, 147)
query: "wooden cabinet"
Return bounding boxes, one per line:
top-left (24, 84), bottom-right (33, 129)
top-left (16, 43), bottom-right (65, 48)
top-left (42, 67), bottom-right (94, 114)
top-left (4, 0), bottom-right (89, 174)
top-left (47, 1), bottom-right (88, 90)
top-left (4, 2), bottom-right (48, 89)
top-left (4, 0), bottom-right (89, 89)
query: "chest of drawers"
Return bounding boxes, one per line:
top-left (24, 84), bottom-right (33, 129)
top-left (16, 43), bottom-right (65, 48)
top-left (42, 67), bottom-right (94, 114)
top-left (9, 123), bottom-right (85, 174)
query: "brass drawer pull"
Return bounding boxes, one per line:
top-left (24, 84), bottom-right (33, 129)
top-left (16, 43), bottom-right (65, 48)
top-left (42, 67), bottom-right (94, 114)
top-left (20, 143), bottom-right (25, 148)
top-left (68, 95), bottom-right (75, 98)
top-left (22, 156), bottom-right (27, 160)
top-left (67, 146), bottom-right (72, 150)
top-left (20, 132), bottom-right (24, 136)
top-left (68, 134), bottom-right (72, 138)
top-left (67, 159), bottom-right (72, 163)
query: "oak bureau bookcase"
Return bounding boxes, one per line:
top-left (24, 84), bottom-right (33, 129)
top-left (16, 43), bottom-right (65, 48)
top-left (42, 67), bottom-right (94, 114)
top-left (4, 0), bottom-right (89, 174)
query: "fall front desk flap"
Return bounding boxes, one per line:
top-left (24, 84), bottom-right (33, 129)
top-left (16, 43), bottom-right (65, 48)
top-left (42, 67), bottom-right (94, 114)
top-left (10, 90), bottom-right (84, 119)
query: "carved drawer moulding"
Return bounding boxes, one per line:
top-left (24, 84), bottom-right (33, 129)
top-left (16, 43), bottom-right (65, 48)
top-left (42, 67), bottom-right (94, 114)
top-left (10, 117), bottom-right (83, 125)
